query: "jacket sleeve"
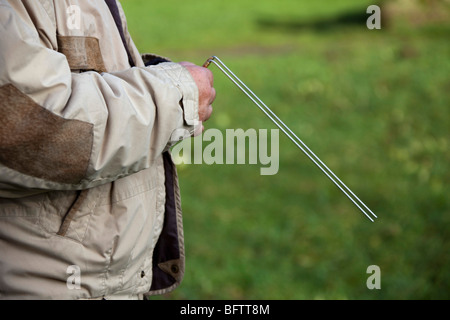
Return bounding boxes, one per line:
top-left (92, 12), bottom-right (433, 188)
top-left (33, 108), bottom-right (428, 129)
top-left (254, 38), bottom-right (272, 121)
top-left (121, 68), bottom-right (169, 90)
top-left (0, 3), bottom-right (199, 198)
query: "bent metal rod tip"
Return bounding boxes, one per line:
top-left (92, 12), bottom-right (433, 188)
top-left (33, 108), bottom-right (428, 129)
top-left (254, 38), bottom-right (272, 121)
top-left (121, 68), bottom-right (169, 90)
top-left (202, 56), bottom-right (216, 68)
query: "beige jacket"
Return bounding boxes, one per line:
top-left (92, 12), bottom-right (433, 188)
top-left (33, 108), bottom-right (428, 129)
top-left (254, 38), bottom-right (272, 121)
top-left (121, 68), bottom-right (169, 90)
top-left (0, 0), bottom-right (199, 299)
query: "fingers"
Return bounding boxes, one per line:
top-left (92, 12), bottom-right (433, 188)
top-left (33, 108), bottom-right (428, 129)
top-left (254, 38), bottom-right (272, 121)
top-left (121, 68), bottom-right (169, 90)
top-left (208, 87), bottom-right (216, 106)
top-left (202, 87), bottom-right (215, 123)
top-left (205, 67), bottom-right (214, 86)
top-left (179, 61), bottom-right (214, 87)
top-left (179, 61), bottom-right (216, 124)
top-left (201, 104), bottom-right (213, 122)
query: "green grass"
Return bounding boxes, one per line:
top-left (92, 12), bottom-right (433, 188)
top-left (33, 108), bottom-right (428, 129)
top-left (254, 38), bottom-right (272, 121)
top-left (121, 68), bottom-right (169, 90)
top-left (121, 0), bottom-right (449, 300)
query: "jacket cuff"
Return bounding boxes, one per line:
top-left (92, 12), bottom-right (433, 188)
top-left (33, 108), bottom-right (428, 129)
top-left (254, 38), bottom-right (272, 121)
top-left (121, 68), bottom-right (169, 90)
top-left (146, 62), bottom-right (200, 129)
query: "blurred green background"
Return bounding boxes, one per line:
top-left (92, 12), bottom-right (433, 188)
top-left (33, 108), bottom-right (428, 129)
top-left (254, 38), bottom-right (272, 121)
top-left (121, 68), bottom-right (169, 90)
top-left (121, 0), bottom-right (449, 299)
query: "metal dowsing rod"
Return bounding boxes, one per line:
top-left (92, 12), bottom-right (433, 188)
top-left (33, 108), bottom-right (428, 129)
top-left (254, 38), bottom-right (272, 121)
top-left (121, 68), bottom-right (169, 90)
top-left (203, 56), bottom-right (377, 222)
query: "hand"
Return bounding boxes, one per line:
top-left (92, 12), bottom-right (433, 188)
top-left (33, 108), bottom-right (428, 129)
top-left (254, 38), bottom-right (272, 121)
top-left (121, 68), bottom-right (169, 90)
top-left (179, 62), bottom-right (216, 132)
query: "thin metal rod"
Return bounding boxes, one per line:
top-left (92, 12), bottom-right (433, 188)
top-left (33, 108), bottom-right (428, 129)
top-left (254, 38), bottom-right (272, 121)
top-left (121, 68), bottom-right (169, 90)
top-left (204, 56), bottom-right (377, 222)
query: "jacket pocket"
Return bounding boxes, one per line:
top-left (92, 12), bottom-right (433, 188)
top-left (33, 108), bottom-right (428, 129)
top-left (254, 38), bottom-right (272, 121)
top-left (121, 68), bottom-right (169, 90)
top-left (39, 189), bottom-right (96, 243)
top-left (57, 189), bottom-right (90, 237)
